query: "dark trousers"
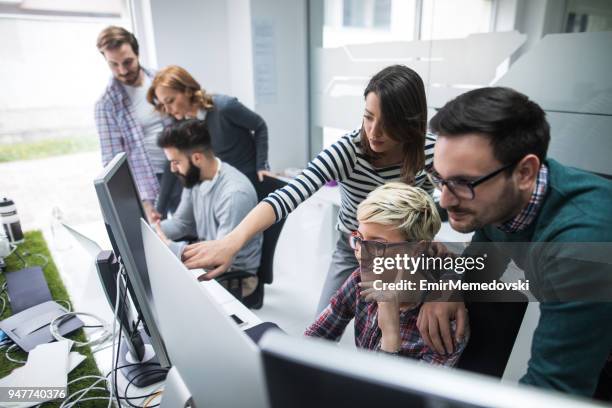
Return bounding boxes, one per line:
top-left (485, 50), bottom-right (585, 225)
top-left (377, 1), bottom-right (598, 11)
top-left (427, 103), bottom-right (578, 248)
top-left (595, 357), bottom-right (612, 401)
top-left (155, 163), bottom-right (183, 218)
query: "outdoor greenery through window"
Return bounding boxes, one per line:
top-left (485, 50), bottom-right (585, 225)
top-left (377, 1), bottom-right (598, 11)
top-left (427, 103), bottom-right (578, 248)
top-left (0, 15), bottom-right (126, 162)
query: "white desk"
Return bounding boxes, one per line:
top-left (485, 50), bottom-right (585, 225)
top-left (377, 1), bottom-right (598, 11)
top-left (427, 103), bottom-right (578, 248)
top-left (189, 270), bottom-right (262, 330)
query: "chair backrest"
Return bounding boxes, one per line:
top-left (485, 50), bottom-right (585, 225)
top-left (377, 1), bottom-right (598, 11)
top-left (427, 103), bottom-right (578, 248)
top-left (456, 300), bottom-right (527, 377)
top-left (256, 176), bottom-right (288, 284)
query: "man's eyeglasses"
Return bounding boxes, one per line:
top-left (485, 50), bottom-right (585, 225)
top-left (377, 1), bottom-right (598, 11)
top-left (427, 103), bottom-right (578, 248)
top-left (426, 162), bottom-right (517, 201)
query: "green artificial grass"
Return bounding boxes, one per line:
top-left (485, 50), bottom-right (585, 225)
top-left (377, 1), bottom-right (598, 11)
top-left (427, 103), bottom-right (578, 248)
top-left (0, 231), bottom-right (111, 407)
top-left (0, 136), bottom-right (99, 163)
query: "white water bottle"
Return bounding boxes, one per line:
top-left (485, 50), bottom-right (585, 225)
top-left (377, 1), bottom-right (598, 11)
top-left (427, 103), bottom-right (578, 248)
top-left (0, 197), bottom-right (24, 244)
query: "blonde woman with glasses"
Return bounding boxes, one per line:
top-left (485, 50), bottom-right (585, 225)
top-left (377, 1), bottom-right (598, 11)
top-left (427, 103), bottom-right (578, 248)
top-left (305, 182), bottom-right (468, 364)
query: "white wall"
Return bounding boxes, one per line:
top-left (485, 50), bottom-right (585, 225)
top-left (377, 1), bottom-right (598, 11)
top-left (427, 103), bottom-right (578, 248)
top-left (227, 0), bottom-right (255, 108)
top-left (503, 0), bottom-right (567, 62)
top-left (134, 0), bottom-right (308, 170)
top-left (147, 0), bottom-right (254, 108)
top-left (250, 0), bottom-right (309, 170)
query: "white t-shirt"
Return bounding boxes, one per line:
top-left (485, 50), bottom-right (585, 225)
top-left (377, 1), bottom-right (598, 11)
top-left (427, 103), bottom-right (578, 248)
top-left (122, 74), bottom-right (166, 174)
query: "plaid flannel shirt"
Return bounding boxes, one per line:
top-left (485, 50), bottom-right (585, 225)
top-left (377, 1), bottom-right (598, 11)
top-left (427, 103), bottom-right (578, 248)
top-left (305, 269), bottom-right (466, 367)
top-left (499, 164), bottom-right (549, 233)
top-left (94, 67), bottom-right (171, 202)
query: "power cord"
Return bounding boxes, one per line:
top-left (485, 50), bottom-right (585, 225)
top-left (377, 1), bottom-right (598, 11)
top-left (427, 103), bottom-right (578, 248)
top-left (109, 262), bottom-right (166, 407)
top-left (142, 391), bottom-right (163, 407)
top-left (5, 343), bottom-right (26, 364)
top-left (0, 339), bottom-right (13, 350)
top-left (0, 291), bottom-right (6, 317)
top-left (10, 247), bottom-right (49, 269)
top-left (59, 375), bottom-right (111, 408)
top-left (122, 369), bottom-right (167, 408)
top-left (44, 258), bottom-right (166, 407)
top-left (113, 262), bottom-right (128, 407)
top-left (56, 299), bottom-right (72, 313)
top-left (49, 311), bottom-right (114, 348)
top-left (59, 262), bottom-right (125, 408)
top-left (103, 362), bottom-right (165, 406)
top-left (2, 247), bottom-right (165, 406)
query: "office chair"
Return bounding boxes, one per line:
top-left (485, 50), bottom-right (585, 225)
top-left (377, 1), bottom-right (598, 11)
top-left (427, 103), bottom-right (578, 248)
top-left (217, 175), bottom-right (288, 309)
top-left (456, 300), bottom-right (527, 377)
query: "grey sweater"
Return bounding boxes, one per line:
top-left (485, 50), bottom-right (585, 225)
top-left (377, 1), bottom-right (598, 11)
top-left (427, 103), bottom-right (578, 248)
top-left (160, 159), bottom-right (263, 275)
top-left (205, 95), bottom-right (269, 180)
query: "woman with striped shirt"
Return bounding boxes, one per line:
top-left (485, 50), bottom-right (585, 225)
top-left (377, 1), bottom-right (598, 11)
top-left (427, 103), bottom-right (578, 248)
top-left (182, 65), bottom-right (436, 312)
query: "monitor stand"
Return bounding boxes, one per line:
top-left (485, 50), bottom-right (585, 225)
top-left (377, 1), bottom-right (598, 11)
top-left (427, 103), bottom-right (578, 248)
top-left (118, 328), bottom-right (168, 387)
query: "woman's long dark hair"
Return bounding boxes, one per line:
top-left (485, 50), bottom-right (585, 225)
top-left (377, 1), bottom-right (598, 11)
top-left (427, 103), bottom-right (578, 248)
top-left (360, 65), bottom-right (427, 183)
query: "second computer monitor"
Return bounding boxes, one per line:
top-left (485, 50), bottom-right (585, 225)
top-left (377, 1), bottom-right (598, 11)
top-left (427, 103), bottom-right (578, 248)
top-left (260, 330), bottom-right (600, 408)
top-left (94, 152), bottom-right (170, 368)
top-left (141, 219), bottom-right (269, 408)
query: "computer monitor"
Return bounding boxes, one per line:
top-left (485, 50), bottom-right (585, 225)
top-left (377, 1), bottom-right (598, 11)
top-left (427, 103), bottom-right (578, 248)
top-left (260, 330), bottom-right (603, 408)
top-left (140, 219), bottom-right (268, 408)
top-left (94, 153), bottom-right (171, 372)
top-left (61, 221), bottom-right (164, 387)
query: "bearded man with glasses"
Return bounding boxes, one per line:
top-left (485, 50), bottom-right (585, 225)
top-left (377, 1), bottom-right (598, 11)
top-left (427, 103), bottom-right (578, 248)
top-left (419, 86), bottom-right (612, 399)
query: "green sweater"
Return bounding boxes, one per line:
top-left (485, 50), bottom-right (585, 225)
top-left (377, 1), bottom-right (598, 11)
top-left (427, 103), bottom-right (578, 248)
top-left (469, 158), bottom-right (612, 396)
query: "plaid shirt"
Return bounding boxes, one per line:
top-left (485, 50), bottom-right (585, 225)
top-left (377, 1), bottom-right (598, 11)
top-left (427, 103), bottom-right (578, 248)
top-left (499, 164), bottom-right (549, 233)
top-left (305, 270), bottom-right (466, 367)
top-left (94, 68), bottom-right (171, 201)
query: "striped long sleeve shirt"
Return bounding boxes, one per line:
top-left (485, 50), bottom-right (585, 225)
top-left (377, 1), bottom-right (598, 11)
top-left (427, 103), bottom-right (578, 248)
top-left (263, 129), bottom-right (436, 233)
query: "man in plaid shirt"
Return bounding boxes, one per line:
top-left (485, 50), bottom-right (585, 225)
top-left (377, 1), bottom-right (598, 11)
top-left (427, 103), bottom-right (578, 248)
top-left (94, 26), bottom-right (174, 220)
top-left (305, 183), bottom-right (467, 366)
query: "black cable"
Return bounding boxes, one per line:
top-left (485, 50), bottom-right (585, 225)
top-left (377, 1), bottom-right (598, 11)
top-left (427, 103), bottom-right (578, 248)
top-left (123, 369), bottom-right (167, 408)
top-left (104, 363), bottom-right (165, 402)
top-left (13, 250), bottom-right (27, 267)
top-left (109, 268), bottom-right (168, 407)
top-left (113, 270), bottom-right (127, 408)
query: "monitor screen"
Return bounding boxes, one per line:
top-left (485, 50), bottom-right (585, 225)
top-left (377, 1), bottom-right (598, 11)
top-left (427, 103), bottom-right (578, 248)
top-left (94, 152), bottom-right (170, 368)
top-left (260, 331), bottom-right (596, 408)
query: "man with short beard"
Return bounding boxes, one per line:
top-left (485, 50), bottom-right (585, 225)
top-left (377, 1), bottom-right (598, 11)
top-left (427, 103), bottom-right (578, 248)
top-left (418, 87), bottom-right (612, 398)
top-left (155, 119), bottom-right (262, 296)
top-left (95, 26), bottom-right (178, 221)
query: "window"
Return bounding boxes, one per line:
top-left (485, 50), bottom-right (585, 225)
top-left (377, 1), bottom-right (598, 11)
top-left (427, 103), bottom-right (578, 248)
top-left (420, 0), bottom-right (493, 40)
top-left (317, 0), bottom-right (497, 149)
top-left (323, 0), bottom-right (416, 48)
top-left (342, 0), bottom-right (392, 28)
top-left (0, 15), bottom-right (127, 152)
top-left (564, 0), bottom-right (612, 33)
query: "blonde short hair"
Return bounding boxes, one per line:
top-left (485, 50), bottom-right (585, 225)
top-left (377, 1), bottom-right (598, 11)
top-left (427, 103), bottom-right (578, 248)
top-left (356, 182), bottom-right (441, 241)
